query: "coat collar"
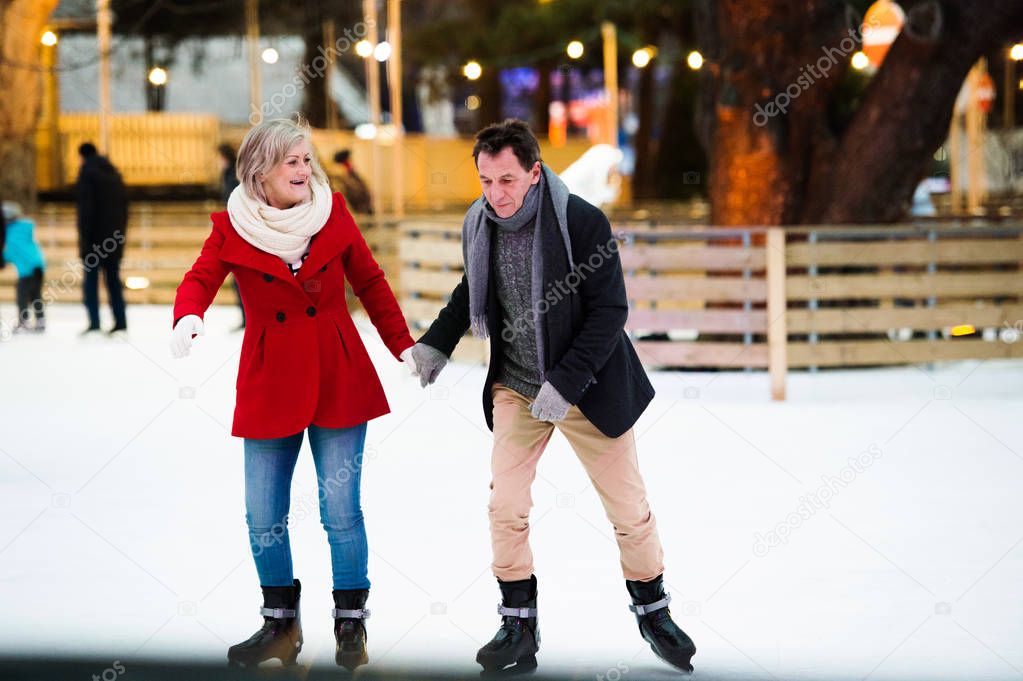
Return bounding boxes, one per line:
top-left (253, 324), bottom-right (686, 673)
top-left (215, 193), bottom-right (347, 287)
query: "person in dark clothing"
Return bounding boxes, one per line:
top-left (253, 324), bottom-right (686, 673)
top-left (330, 149), bottom-right (372, 214)
top-left (218, 142), bottom-right (241, 202)
top-left (76, 142), bottom-right (128, 334)
top-left (218, 143), bottom-right (246, 330)
top-left (409, 120), bottom-right (696, 674)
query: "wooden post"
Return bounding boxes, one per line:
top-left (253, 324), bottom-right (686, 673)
top-left (965, 60), bottom-right (988, 215)
top-left (246, 0), bottom-right (262, 123)
top-left (601, 21), bottom-right (618, 148)
top-left (388, 0), bottom-right (404, 217)
top-left (97, 0), bottom-right (111, 153)
top-left (766, 227), bottom-right (788, 401)
top-left (949, 112), bottom-right (961, 213)
top-left (323, 20), bottom-right (339, 130)
top-left (41, 30), bottom-right (61, 190)
top-left (363, 0), bottom-right (384, 218)
top-left (1005, 50), bottom-right (1016, 130)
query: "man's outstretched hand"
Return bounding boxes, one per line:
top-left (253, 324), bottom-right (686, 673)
top-left (410, 343), bottom-right (448, 388)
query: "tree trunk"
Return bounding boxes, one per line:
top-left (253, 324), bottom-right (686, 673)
top-left (631, 53), bottom-right (658, 201)
top-left (631, 15), bottom-right (663, 202)
top-left (810, 0), bottom-right (1023, 222)
top-left (0, 0), bottom-right (60, 208)
top-left (478, 66), bottom-right (502, 130)
top-left (532, 58), bottom-right (553, 133)
top-left (698, 0), bottom-right (1023, 225)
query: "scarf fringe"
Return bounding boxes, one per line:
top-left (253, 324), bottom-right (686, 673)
top-left (470, 315), bottom-right (489, 339)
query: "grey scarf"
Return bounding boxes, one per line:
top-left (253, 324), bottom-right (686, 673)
top-left (462, 163), bottom-right (573, 342)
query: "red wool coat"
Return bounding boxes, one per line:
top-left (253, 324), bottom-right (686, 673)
top-left (173, 192), bottom-right (414, 439)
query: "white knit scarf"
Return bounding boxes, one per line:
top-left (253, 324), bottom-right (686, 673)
top-left (227, 177), bottom-right (333, 262)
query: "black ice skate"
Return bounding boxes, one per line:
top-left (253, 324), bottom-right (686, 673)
top-left (227, 579), bottom-right (303, 668)
top-left (332, 588), bottom-right (371, 670)
top-left (476, 575), bottom-right (540, 675)
top-left (627, 575), bottom-right (696, 673)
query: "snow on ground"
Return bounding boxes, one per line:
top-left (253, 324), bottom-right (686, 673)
top-left (2, 304), bottom-right (1022, 680)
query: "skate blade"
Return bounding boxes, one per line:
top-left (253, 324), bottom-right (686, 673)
top-left (480, 653), bottom-right (538, 677)
top-left (660, 649), bottom-right (695, 674)
top-left (337, 651), bottom-right (369, 671)
top-left (227, 653), bottom-right (305, 673)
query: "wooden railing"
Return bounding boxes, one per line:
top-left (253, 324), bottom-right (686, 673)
top-left (0, 203), bottom-right (391, 310)
top-left (398, 220), bottom-right (1023, 398)
top-left (7, 205), bottom-right (1020, 397)
top-left (781, 224), bottom-right (1023, 376)
top-left (38, 113), bottom-right (223, 190)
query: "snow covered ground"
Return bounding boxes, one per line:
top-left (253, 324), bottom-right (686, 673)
top-left (2, 304), bottom-right (1022, 680)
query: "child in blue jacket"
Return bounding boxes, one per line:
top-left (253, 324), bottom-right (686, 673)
top-left (2, 202), bottom-right (46, 333)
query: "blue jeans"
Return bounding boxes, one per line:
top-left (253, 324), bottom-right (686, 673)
top-left (244, 423), bottom-right (370, 590)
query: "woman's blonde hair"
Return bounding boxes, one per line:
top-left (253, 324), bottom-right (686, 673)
top-left (236, 117), bottom-right (328, 204)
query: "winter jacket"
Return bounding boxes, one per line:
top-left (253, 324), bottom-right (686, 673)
top-left (2, 218), bottom-right (45, 277)
top-left (420, 193), bottom-right (654, 438)
top-left (76, 155), bottom-right (128, 261)
top-left (173, 192), bottom-right (415, 439)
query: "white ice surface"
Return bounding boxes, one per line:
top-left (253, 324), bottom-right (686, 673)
top-left (2, 304), bottom-right (1022, 680)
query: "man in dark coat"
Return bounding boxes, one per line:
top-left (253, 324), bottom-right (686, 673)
top-left (76, 142), bottom-right (128, 333)
top-left (409, 120), bottom-right (696, 674)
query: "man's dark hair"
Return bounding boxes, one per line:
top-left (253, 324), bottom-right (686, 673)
top-left (472, 119), bottom-right (540, 171)
top-left (334, 149), bottom-right (352, 164)
top-left (78, 142), bottom-right (98, 158)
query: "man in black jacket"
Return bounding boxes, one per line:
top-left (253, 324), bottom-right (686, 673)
top-left (76, 142), bottom-right (128, 334)
top-left (410, 120), bottom-right (695, 674)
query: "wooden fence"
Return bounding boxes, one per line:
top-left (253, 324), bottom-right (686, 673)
top-left (6, 205), bottom-right (1020, 398)
top-left (0, 203), bottom-right (396, 311)
top-left (399, 220), bottom-right (1023, 398)
top-left (38, 113), bottom-right (223, 191)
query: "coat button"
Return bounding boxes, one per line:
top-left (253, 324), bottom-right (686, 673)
top-left (320, 265), bottom-right (327, 273)
top-left (263, 273), bottom-right (273, 282)
top-left (306, 306), bottom-right (317, 317)
top-left (276, 312), bottom-right (286, 322)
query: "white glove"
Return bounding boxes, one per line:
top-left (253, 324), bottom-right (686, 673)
top-left (171, 315), bottom-right (205, 359)
top-left (399, 346), bottom-right (419, 376)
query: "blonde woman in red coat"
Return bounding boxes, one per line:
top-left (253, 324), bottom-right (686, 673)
top-left (170, 118), bottom-right (416, 670)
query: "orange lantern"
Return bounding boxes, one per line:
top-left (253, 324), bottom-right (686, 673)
top-left (861, 0), bottom-right (905, 68)
top-left (974, 72), bottom-right (996, 113)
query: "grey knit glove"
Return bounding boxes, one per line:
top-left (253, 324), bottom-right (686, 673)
top-left (530, 381), bottom-right (571, 422)
top-left (410, 342), bottom-right (448, 388)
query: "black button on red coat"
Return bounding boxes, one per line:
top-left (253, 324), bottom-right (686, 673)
top-left (276, 312), bottom-right (286, 322)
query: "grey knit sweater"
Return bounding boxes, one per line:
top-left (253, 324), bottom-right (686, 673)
top-left (493, 219), bottom-right (543, 398)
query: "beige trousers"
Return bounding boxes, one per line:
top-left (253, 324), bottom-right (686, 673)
top-left (488, 384), bottom-right (664, 582)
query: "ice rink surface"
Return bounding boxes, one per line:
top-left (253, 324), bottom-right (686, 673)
top-left (2, 305), bottom-right (1022, 680)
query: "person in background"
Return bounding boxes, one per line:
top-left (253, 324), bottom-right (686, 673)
top-left (331, 149), bottom-right (372, 215)
top-left (2, 201), bottom-right (46, 333)
top-left (76, 142), bottom-right (128, 335)
top-left (218, 142), bottom-right (246, 330)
